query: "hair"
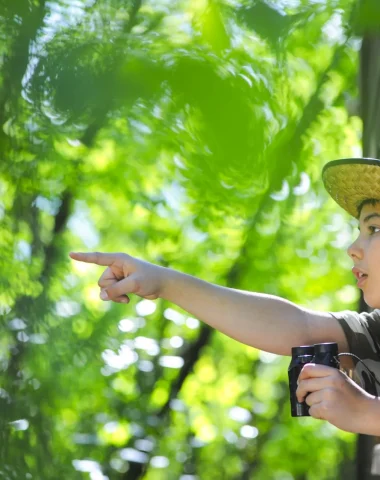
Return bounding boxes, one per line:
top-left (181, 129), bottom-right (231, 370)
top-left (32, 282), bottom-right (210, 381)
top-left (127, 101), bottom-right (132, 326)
top-left (357, 198), bottom-right (380, 217)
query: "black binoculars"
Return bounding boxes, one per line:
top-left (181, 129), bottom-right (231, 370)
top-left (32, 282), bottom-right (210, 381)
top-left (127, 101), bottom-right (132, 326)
top-left (288, 342), bottom-right (340, 417)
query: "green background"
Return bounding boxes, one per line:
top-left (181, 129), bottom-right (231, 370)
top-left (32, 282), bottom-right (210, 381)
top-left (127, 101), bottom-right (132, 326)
top-left (1, 0), bottom-right (376, 478)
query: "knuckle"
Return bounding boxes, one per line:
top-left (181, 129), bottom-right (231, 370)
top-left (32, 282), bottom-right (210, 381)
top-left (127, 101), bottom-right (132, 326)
top-left (130, 277), bottom-right (141, 294)
top-left (319, 402), bottom-right (329, 416)
top-left (309, 405), bottom-right (318, 418)
top-left (145, 294), bottom-right (158, 300)
top-left (324, 388), bottom-right (336, 401)
top-left (310, 404), bottom-right (326, 420)
top-left (106, 286), bottom-right (118, 299)
top-left (301, 364), bottom-right (312, 377)
top-left (331, 373), bottom-right (344, 389)
top-left (337, 374), bottom-right (346, 388)
top-left (98, 276), bottom-right (112, 288)
top-left (296, 385), bottom-right (304, 399)
top-left (300, 378), bottom-right (309, 389)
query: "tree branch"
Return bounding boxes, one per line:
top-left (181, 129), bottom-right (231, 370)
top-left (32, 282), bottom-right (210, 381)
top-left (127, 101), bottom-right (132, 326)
top-left (158, 325), bottom-right (212, 418)
top-left (0, 1), bottom-right (46, 131)
top-left (125, 0), bottom-right (143, 34)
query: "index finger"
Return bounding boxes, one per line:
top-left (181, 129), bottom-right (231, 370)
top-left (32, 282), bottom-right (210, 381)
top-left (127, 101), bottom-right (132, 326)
top-left (299, 363), bottom-right (337, 381)
top-left (69, 251), bottom-right (122, 266)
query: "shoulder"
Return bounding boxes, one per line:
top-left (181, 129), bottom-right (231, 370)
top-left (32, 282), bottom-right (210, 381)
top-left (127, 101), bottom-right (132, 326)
top-left (331, 309), bottom-right (380, 333)
top-left (331, 310), bottom-right (380, 395)
top-left (329, 309), bottom-right (380, 359)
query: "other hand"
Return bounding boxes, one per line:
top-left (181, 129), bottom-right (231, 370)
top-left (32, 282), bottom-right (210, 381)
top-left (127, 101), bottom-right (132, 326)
top-left (296, 363), bottom-right (377, 433)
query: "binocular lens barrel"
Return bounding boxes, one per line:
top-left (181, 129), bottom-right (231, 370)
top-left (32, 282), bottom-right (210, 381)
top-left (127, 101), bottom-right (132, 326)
top-left (288, 342), bottom-right (339, 417)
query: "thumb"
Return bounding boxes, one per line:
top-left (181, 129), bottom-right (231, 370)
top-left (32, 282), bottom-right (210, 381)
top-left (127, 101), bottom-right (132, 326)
top-left (105, 275), bottom-right (139, 300)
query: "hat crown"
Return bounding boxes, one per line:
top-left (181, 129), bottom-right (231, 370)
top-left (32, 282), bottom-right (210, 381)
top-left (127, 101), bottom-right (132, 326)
top-left (322, 158), bottom-right (380, 218)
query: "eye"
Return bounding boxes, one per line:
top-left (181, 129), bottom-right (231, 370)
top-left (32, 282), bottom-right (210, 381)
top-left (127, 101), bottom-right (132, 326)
top-left (368, 226), bottom-right (380, 234)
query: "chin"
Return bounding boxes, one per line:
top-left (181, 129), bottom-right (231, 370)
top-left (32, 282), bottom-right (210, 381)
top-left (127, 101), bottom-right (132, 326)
top-left (363, 292), bottom-right (380, 310)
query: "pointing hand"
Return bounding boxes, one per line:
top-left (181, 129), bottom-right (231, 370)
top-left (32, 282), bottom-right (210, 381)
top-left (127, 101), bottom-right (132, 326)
top-left (69, 252), bottom-right (166, 303)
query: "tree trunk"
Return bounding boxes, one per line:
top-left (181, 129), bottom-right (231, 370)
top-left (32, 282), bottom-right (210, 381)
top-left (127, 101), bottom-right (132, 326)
top-left (356, 34), bottom-right (380, 480)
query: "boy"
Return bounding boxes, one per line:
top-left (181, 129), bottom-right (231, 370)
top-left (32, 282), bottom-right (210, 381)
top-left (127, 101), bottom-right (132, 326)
top-left (70, 157), bottom-right (380, 435)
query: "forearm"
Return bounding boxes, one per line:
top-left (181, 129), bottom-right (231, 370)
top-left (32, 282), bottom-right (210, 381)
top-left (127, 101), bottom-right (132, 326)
top-left (161, 268), bottom-right (314, 355)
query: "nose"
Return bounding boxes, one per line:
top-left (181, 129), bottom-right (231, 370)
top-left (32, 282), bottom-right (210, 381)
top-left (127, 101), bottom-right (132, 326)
top-left (347, 236), bottom-right (364, 261)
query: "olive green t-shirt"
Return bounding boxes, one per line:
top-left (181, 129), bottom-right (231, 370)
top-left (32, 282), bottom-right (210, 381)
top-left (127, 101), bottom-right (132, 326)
top-left (330, 310), bottom-right (380, 395)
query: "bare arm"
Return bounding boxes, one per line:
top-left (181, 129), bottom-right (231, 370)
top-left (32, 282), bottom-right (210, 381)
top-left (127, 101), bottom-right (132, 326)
top-left (161, 269), bottom-right (349, 355)
top-left (69, 252), bottom-right (349, 356)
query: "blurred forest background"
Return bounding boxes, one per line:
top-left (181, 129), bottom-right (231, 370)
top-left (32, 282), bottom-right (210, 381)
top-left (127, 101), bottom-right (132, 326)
top-left (1, 0), bottom-right (380, 479)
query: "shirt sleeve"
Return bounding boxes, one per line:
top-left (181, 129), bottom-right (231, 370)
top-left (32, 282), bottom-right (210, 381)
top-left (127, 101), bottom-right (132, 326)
top-left (330, 309), bottom-right (380, 395)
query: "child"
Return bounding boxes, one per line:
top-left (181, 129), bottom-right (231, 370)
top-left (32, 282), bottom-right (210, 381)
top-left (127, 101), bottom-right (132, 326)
top-left (70, 157), bottom-right (380, 435)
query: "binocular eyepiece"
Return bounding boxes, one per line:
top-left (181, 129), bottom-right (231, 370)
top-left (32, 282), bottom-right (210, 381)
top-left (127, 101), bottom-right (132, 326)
top-left (288, 342), bottom-right (340, 417)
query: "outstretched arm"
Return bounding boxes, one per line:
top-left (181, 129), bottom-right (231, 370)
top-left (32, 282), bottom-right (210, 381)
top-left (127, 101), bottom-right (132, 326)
top-left (69, 251), bottom-right (348, 356)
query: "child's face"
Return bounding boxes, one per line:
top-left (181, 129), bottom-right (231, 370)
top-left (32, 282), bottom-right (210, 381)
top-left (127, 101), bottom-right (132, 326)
top-left (348, 202), bottom-right (380, 308)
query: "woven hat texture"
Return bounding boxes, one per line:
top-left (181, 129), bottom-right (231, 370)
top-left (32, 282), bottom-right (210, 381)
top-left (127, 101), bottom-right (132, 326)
top-left (322, 158), bottom-right (380, 218)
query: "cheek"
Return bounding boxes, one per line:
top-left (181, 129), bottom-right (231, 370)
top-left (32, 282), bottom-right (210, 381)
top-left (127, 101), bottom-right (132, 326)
top-left (368, 238), bottom-right (380, 267)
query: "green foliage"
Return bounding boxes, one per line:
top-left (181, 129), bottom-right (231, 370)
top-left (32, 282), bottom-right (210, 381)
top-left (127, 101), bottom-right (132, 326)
top-left (0, 0), bottom-right (374, 479)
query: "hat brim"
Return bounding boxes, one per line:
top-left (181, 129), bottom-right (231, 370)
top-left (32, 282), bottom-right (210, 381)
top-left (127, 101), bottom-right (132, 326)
top-left (322, 158), bottom-right (380, 218)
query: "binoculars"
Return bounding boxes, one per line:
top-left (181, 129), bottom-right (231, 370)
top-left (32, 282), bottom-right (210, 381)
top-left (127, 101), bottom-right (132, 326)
top-left (288, 342), bottom-right (340, 417)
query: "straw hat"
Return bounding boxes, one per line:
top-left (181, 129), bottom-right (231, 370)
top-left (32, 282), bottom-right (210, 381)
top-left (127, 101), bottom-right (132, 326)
top-left (322, 158), bottom-right (380, 218)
